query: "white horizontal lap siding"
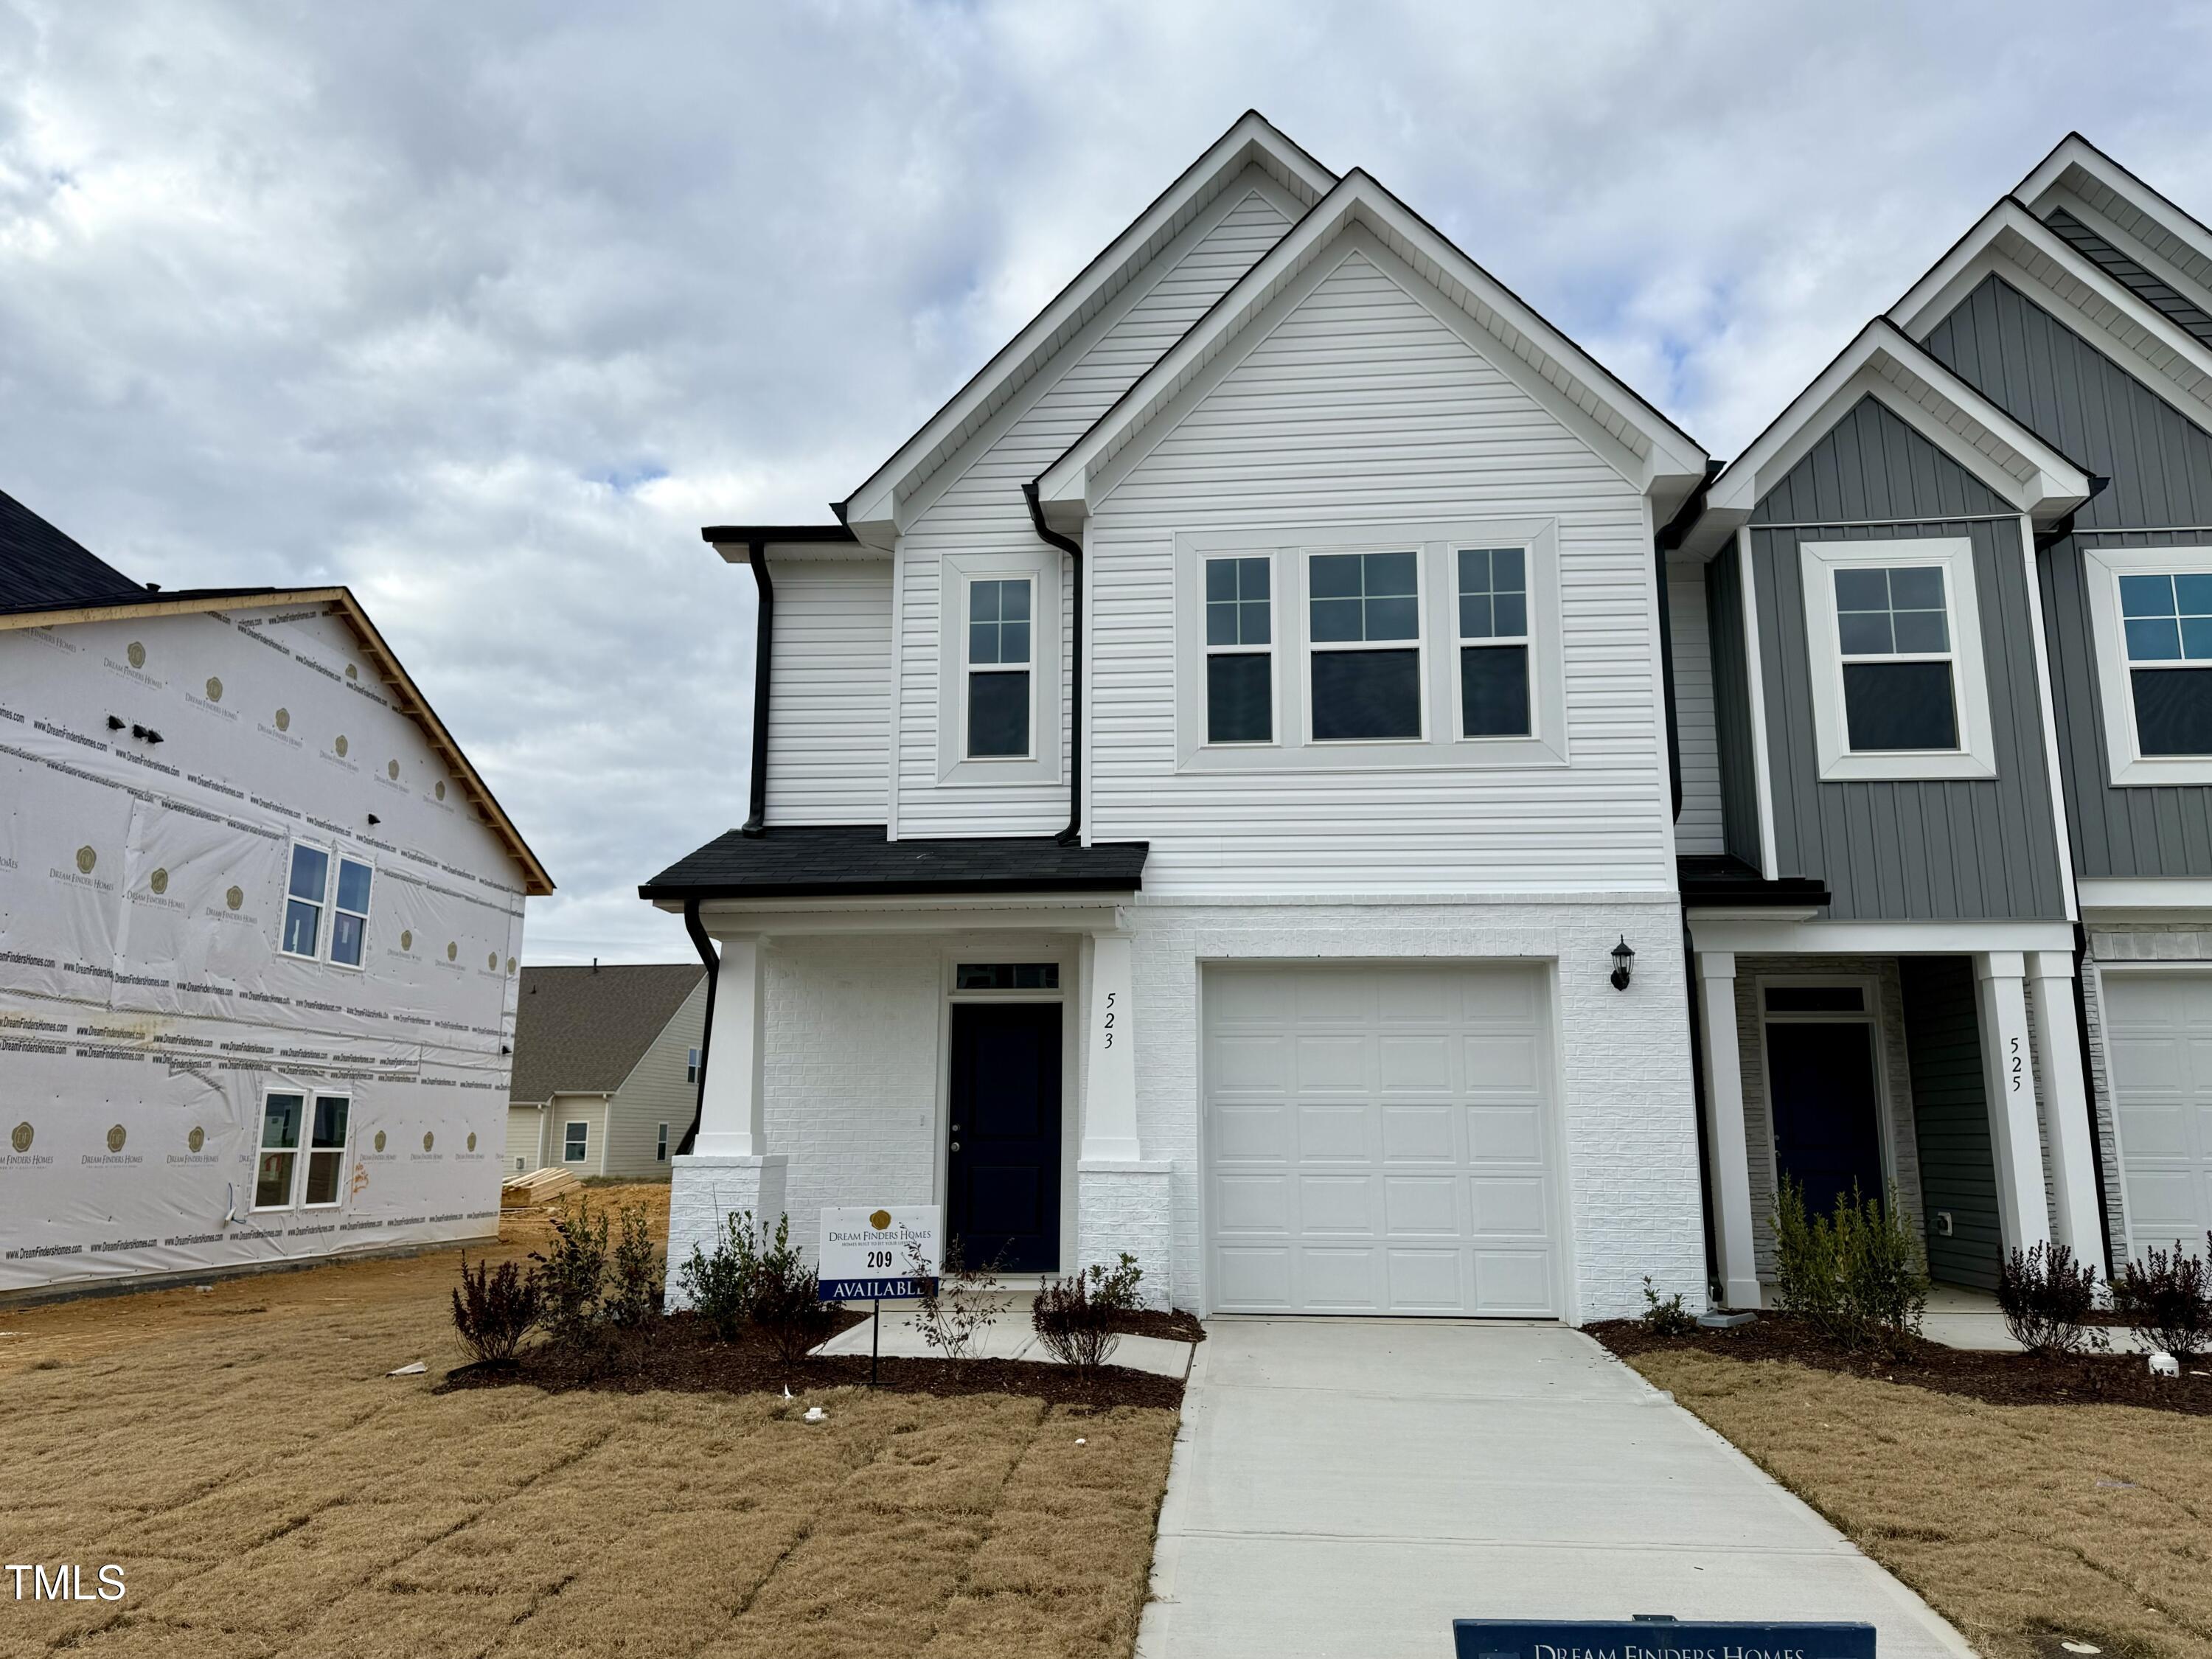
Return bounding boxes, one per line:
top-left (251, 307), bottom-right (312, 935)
top-left (1091, 249), bottom-right (1673, 894)
top-left (1666, 560), bottom-right (1724, 855)
top-left (894, 183), bottom-right (1293, 838)
top-left (766, 561), bottom-right (892, 824)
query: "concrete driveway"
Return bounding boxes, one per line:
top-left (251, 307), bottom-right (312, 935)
top-left (1138, 1319), bottom-right (1974, 1659)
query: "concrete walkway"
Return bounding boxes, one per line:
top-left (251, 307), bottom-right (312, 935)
top-left (1138, 1319), bottom-right (1975, 1659)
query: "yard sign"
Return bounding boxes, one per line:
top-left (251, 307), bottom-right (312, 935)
top-left (1455, 1621), bottom-right (1876, 1659)
top-left (818, 1206), bottom-right (942, 1302)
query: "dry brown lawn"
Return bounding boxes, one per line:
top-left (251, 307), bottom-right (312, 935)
top-left (0, 1185), bottom-right (1178, 1658)
top-left (1627, 1349), bottom-right (2212, 1659)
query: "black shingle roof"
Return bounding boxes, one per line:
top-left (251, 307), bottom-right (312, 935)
top-left (509, 962), bottom-right (706, 1105)
top-left (0, 487), bottom-right (142, 611)
top-left (2046, 206), bottom-right (2212, 348)
top-left (641, 824), bottom-right (1148, 900)
top-left (1677, 854), bottom-right (1829, 908)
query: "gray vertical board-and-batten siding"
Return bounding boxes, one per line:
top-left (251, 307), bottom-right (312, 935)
top-left (1899, 956), bottom-right (2004, 1290)
top-left (1704, 540), bottom-right (1764, 869)
top-left (1745, 397), bottom-right (2069, 919)
top-left (1921, 273), bottom-right (2212, 877)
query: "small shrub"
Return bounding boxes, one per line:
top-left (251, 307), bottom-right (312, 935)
top-left (1090, 1252), bottom-right (1145, 1317)
top-left (1997, 1241), bottom-right (2101, 1354)
top-left (1640, 1275), bottom-right (1698, 1337)
top-left (680, 1207), bottom-right (768, 1342)
top-left (748, 1212), bottom-right (837, 1374)
top-left (1770, 1176), bottom-right (1846, 1338)
top-left (1032, 1270), bottom-right (1121, 1373)
top-left (532, 1194), bottom-right (609, 1346)
top-left (908, 1237), bottom-right (1003, 1360)
top-left (451, 1253), bottom-right (541, 1364)
top-left (1770, 1178), bottom-right (1927, 1352)
top-left (605, 1202), bottom-right (662, 1329)
top-left (2112, 1234), bottom-right (2212, 1361)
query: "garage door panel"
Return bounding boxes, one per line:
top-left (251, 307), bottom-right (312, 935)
top-left (2126, 1172), bottom-right (2205, 1242)
top-left (2118, 1102), bottom-right (2192, 1158)
top-left (2104, 973), bottom-right (2212, 1261)
top-left (1206, 964), bottom-right (1557, 1318)
top-left (2113, 1035), bottom-right (2185, 1090)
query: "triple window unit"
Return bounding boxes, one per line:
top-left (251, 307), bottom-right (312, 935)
top-left (253, 1089), bottom-right (349, 1211)
top-left (282, 841), bottom-right (375, 968)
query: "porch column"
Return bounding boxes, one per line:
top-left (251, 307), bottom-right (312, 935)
top-left (666, 932), bottom-right (785, 1309)
top-left (1075, 928), bottom-right (1170, 1308)
top-left (2027, 951), bottom-right (2107, 1269)
top-left (1696, 950), bottom-right (1761, 1310)
top-left (1974, 952), bottom-right (2052, 1256)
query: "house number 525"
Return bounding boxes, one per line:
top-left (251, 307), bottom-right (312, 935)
top-left (1102, 990), bottom-right (1116, 1049)
top-left (2009, 1034), bottom-right (2023, 1093)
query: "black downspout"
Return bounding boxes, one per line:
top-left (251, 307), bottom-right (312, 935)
top-left (740, 537), bottom-right (774, 838)
top-left (675, 899), bottom-right (719, 1158)
top-left (1653, 461), bottom-right (1725, 824)
top-left (2074, 905), bottom-right (2115, 1281)
top-left (1023, 481), bottom-right (1084, 846)
top-left (1683, 922), bottom-right (1719, 1301)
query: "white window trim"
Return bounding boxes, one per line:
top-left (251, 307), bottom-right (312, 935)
top-left (279, 840), bottom-right (332, 963)
top-left (1453, 546), bottom-right (1535, 742)
top-left (1799, 538), bottom-right (1997, 782)
top-left (936, 549), bottom-right (1062, 786)
top-left (2081, 542), bottom-right (2212, 785)
top-left (1200, 552), bottom-right (1279, 748)
top-left (1172, 519), bottom-right (1568, 772)
top-left (962, 573), bottom-right (1037, 762)
top-left (299, 1093), bottom-right (350, 1210)
top-left (1301, 542), bottom-right (1428, 746)
top-left (326, 852), bottom-right (375, 973)
top-left (563, 1119), bottom-right (590, 1164)
top-left (655, 1123), bottom-right (669, 1162)
top-left (251, 1088), bottom-right (308, 1213)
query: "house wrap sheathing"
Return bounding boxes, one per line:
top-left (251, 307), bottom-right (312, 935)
top-left (1, 593), bottom-right (550, 1293)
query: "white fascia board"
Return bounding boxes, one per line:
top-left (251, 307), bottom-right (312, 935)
top-left (2077, 877), bottom-right (2212, 918)
top-left (835, 112), bottom-right (1335, 540)
top-left (2016, 134), bottom-right (2212, 293)
top-left (1888, 198), bottom-right (2212, 432)
top-left (1687, 915), bottom-right (2076, 956)
top-left (1681, 319), bottom-right (2090, 560)
top-left (1034, 169), bottom-right (1708, 517)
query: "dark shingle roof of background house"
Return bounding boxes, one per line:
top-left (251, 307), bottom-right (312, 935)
top-left (640, 824), bottom-right (1148, 900)
top-left (509, 962), bottom-right (706, 1105)
top-left (0, 487), bottom-right (145, 611)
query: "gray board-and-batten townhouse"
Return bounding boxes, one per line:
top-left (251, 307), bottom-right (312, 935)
top-left (647, 116), bottom-right (2212, 1322)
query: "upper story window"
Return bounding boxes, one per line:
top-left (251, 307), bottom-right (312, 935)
top-left (1205, 556), bottom-right (1273, 744)
top-left (2119, 571), bottom-right (2212, 756)
top-left (1457, 547), bottom-right (1531, 738)
top-left (1798, 538), bottom-right (1996, 782)
top-left (966, 577), bottom-right (1032, 759)
top-left (1307, 550), bottom-right (1422, 741)
top-left (282, 841), bottom-right (375, 968)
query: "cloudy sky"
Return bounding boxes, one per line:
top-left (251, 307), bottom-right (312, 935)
top-left (3, 2), bottom-right (2208, 962)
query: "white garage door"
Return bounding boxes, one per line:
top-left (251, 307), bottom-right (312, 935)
top-left (1203, 963), bottom-right (1559, 1317)
top-left (2105, 972), bottom-right (2212, 1256)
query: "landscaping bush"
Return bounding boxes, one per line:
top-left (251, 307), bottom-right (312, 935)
top-left (679, 1207), bottom-right (769, 1342)
top-left (1640, 1275), bottom-right (1698, 1337)
top-left (605, 1201), bottom-right (662, 1329)
top-left (1771, 1178), bottom-right (1927, 1352)
top-left (908, 1237), bottom-right (1003, 1360)
top-left (2112, 1234), bottom-right (2212, 1361)
top-left (1090, 1252), bottom-right (1145, 1317)
top-left (532, 1194), bottom-right (610, 1346)
top-left (1771, 1175), bottom-right (1846, 1337)
top-left (1997, 1241), bottom-right (2101, 1354)
top-left (1033, 1268), bottom-right (1122, 1373)
top-left (746, 1213), bottom-right (835, 1373)
top-left (451, 1253), bottom-right (541, 1364)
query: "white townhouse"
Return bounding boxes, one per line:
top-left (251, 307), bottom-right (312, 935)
top-left (647, 114), bottom-right (1714, 1323)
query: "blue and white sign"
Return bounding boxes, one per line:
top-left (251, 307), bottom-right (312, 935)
top-left (1455, 1622), bottom-right (1876, 1659)
top-left (818, 1205), bottom-right (942, 1302)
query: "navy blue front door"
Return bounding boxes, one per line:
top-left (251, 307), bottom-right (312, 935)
top-left (947, 1003), bottom-right (1062, 1273)
top-left (1766, 1020), bottom-right (1887, 1221)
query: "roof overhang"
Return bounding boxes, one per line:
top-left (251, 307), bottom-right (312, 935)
top-left (1032, 169), bottom-right (1709, 530)
top-left (0, 586), bottom-right (553, 895)
top-left (835, 111), bottom-right (1336, 549)
top-left (1681, 317), bottom-right (2093, 559)
top-left (2016, 133), bottom-right (2212, 316)
top-left (1888, 196), bottom-right (2212, 435)
top-left (698, 524), bottom-right (870, 565)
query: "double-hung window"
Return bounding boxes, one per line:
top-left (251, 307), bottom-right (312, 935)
top-left (1456, 547), bottom-right (1531, 737)
top-left (966, 577), bottom-right (1032, 759)
top-left (1205, 556), bottom-right (1273, 743)
top-left (564, 1120), bottom-right (589, 1164)
top-left (253, 1091), bottom-right (349, 1211)
top-left (655, 1123), bottom-right (669, 1162)
top-left (2118, 571), bottom-right (2212, 757)
top-left (282, 843), bottom-right (374, 967)
top-left (1308, 550), bottom-right (1422, 741)
top-left (1833, 564), bottom-right (1958, 751)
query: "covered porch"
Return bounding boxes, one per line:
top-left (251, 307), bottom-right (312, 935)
top-left (1689, 913), bottom-right (2107, 1310)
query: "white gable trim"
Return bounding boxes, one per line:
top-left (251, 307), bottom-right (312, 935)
top-left (1683, 319), bottom-right (2091, 558)
top-left (1890, 198), bottom-right (2212, 434)
top-left (837, 112), bottom-right (1334, 545)
top-left (2016, 133), bottom-right (2212, 301)
top-left (1034, 170), bottom-right (1708, 522)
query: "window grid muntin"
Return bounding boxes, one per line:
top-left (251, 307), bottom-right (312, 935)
top-left (966, 574), bottom-right (1035, 759)
top-left (1832, 563), bottom-right (1961, 754)
top-left (2120, 571), bottom-right (2212, 664)
top-left (1204, 555), bottom-right (1274, 745)
top-left (1305, 548), bottom-right (1425, 744)
top-left (1456, 546), bottom-right (1532, 740)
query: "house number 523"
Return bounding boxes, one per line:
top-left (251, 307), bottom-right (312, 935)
top-left (1102, 990), bottom-right (1116, 1049)
top-left (2009, 1034), bottom-right (2023, 1093)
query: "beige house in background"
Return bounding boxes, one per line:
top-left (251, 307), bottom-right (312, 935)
top-left (505, 963), bottom-right (706, 1179)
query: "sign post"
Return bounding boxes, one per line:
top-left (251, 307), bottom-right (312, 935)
top-left (1454, 1621), bottom-right (1877, 1659)
top-left (818, 1206), bottom-right (942, 1388)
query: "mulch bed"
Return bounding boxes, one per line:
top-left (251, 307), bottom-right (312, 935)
top-left (439, 1310), bottom-right (1186, 1410)
top-left (1590, 1315), bottom-right (2212, 1417)
top-left (1112, 1307), bottom-right (1206, 1343)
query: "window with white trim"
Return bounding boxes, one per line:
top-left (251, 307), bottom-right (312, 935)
top-left (1204, 555), bottom-right (1273, 744)
top-left (563, 1120), bottom-right (588, 1164)
top-left (281, 843), bottom-right (373, 967)
top-left (684, 1047), bottom-right (699, 1084)
top-left (655, 1123), bottom-right (669, 1162)
top-left (253, 1091), bottom-right (349, 1211)
top-left (2118, 571), bottom-right (2212, 756)
top-left (302, 1096), bottom-right (349, 1206)
top-left (965, 576), bottom-right (1032, 759)
top-left (1307, 549), bottom-right (1422, 741)
top-left (282, 845), bottom-right (328, 959)
top-left (329, 858), bottom-right (372, 967)
top-left (1798, 538), bottom-right (1996, 782)
top-left (1456, 546), bottom-right (1531, 738)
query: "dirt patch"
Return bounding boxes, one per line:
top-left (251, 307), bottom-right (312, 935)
top-left (1110, 1307), bottom-right (1206, 1343)
top-left (1590, 1315), bottom-right (2212, 1416)
top-left (1624, 1347), bottom-right (2212, 1659)
top-left (442, 1311), bottom-right (1187, 1410)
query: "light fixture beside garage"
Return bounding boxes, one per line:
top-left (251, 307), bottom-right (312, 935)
top-left (1610, 937), bottom-right (1635, 991)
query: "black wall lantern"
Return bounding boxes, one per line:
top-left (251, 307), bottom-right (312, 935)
top-left (1610, 936), bottom-right (1635, 991)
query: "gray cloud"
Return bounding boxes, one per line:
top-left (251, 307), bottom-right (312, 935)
top-left (3, 0), bottom-right (2205, 960)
